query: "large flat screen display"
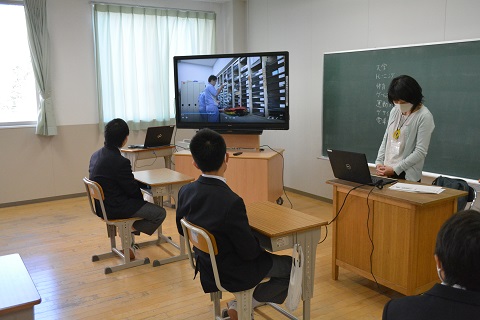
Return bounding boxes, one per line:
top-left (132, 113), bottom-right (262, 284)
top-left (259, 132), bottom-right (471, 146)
top-left (173, 51), bottom-right (289, 133)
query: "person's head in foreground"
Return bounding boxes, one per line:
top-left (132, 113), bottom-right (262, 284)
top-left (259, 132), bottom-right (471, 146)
top-left (104, 118), bottom-right (129, 148)
top-left (189, 128), bottom-right (227, 174)
top-left (435, 209), bottom-right (480, 291)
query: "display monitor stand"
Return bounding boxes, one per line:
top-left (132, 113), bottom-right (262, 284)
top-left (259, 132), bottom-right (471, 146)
top-left (222, 134), bottom-right (260, 150)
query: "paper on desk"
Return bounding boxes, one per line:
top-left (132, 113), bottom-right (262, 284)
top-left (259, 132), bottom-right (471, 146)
top-left (389, 183), bottom-right (444, 194)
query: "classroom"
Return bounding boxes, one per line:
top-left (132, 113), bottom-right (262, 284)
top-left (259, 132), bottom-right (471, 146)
top-left (1, 0), bottom-right (480, 319)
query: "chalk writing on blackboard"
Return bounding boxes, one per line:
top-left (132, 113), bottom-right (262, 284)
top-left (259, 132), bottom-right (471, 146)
top-left (375, 63), bottom-right (394, 126)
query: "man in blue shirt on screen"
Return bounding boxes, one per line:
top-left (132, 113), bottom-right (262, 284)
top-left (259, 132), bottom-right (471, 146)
top-left (198, 91), bottom-right (206, 121)
top-left (204, 75), bottom-right (224, 122)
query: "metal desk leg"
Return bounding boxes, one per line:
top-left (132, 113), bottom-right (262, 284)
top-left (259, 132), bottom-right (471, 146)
top-left (164, 155), bottom-right (173, 169)
top-left (262, 228), bottom-right (322, 320)
top-left (297, 229), bottom-right (321, 320)
top-left (150, 185), bottom-right (188, 266)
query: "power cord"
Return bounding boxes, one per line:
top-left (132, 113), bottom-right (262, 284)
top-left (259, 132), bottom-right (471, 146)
top-left (319, 184), bottom-right (380, 289)
top-left (375, 180), bottom-right (385, 189)
top-left (318, 225), bottom-right (329, 244)
top-left (328, 184), bottom-right (367, 224)
top-left (260, 144), bottom-right (293, 209)
top-left (318, 184), bottom-right (366, 244)
top-left (134, 150), bottom-right (158, 168)
top-left (366, 186), bottom-right (379, 288)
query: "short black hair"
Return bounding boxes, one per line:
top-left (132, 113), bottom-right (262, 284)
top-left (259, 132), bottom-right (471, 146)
top-left (208, 75), bottom-right (217, 83)
top-left (104, 118), bottom-right (129, 148)
top-left (387, 75), bottom-right (424, 108)
top-left (435, 209), bottom-right (480, 291)
top-left (189, 128), bottom-right (226, 173)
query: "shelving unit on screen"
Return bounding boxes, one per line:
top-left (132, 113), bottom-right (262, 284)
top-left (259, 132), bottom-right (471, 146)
top-left (217, 55), bottom-right (287, 120)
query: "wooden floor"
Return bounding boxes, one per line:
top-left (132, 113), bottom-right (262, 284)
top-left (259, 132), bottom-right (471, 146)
top-left (0, 192), bottom-right (403, 319)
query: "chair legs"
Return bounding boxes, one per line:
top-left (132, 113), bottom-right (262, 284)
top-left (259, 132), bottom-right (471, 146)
top-left (92, 221), bottom-right (150, 274)
top-left (232, 288), bottom-right (255, 320)
top-left (209, 288), bottom-right (255, 320)
top-left (210, 291), bottom-right (223, 320)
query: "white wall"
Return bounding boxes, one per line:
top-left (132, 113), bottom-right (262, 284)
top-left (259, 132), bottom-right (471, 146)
top-left (246, 0), bottom-right (480, 199)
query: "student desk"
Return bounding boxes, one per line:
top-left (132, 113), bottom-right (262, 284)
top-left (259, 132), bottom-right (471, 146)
top-left (174, 149), bottom-right (284, 205)
top-left (246, 201), bottom-right (328, 320)
top-left (133, 168), bottom-right (194, 266)
top-left (121, 145), bottom-right (175, 171)
top-left (0, 254), bottom-right (41, 320)
top-left (327, 179), bottom-right (467, 295)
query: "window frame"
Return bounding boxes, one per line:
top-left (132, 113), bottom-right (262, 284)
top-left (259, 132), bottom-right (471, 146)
top-left (0, 0), bottom-right (37, 128)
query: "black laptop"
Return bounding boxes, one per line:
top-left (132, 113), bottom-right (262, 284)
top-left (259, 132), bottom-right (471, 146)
top-left (327, 149), bottom-right (397, 186)
top-left (129, 125), bottom-right (175, 149)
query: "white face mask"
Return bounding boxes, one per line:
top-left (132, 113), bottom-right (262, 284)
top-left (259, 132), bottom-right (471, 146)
top-left (395, 102), bottom-right (413, 113)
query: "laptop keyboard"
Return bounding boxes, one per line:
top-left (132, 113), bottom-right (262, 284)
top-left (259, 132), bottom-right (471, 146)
top-left (371, 176), bottom-right (383, 184)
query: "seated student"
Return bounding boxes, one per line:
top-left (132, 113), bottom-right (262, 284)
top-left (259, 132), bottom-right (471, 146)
top-left (175, 128), bottom-right (291, 320)
top-left (382, 209), bottom-right (480, 320)
top-left (89, 118), bottom-right (166, 256)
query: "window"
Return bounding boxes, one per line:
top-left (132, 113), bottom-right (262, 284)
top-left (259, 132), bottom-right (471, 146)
top-left (0, 3), bottom-right (37, 126)
top-left (93, 4), bottom-right (216, 130)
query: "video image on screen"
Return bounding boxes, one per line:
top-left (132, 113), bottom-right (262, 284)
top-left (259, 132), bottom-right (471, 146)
top-left (174, 52), bottom-right (289, 131)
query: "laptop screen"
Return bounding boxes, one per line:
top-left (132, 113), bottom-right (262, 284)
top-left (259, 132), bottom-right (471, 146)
top-left (143, 125), bottom-right (175, 148)
top-left (327, 149), bottom-right (374, 185)
top-left (327, 149), bottom-right (397, 186)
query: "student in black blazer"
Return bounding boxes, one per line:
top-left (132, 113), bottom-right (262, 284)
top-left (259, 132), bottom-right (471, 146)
top-left (382, 210), bottom-right (480, 320)
top-left (176, 128), bottom-right (291, 320)
top-left (89, 119), bottom-right (166, 247)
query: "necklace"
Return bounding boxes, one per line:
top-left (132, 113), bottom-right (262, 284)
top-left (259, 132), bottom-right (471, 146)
top-left (393, 113), bottom-right (411, 140)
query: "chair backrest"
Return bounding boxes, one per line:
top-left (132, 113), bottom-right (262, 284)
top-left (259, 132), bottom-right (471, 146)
top-left (180, 218), bottom-right (225, 292)
top-left (467, 186), bottom-right (477, 209)
top-left (83, 177), bottom-right (110, 222)
top-left (432, 176), bottom-right (470, 211)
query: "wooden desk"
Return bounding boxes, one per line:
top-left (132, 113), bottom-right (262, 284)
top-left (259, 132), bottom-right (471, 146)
top-left (0, 254), bottom-right (41, 320)
top-left (327, 179), bottom-right (467, 295)
top-left (133, 168), bottom-right (194, 266)
top-left (175, 149), bottom-right (284, 205)
top-left (246, 201), bottom-right (328, 320)
top-left (121, 145), bottom-right (175, 171)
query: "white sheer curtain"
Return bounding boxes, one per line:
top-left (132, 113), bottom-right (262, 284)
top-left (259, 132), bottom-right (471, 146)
top-left (93, 4), bottom-right (216, 130)
top-left (24, 0), bottom-right (57, 136)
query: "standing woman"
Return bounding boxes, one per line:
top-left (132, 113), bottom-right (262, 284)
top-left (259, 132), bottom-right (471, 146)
top-left (375, 75), bottom-right (435, 182)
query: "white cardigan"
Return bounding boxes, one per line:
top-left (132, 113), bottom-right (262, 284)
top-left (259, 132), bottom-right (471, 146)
top-left (376, 105), bottom-right (435, 181)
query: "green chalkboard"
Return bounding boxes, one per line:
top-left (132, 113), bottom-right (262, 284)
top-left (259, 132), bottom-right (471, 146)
top-left (323, 40), bottom-right (480, 180)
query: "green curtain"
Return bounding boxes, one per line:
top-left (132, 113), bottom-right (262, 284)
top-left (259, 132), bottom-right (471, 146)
top-left (24, 0), bottom-right (56, 136)
top-left (93, 4), bottom-right (216, 130)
